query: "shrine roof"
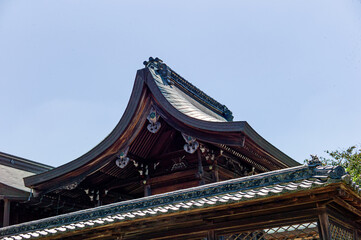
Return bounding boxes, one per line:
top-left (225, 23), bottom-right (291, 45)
top-left (0, 152), bottom-right (53, 174)
top-left (0, 152), bottom-right (53, 195)
top-left (23, 57), bottom-right (299, 190)
top-left (0, 165), bottom-right (34, 193)
top-left (144, 57), bottom-right (232, 122)
top-left (1, 163), bottom-right (357, 239)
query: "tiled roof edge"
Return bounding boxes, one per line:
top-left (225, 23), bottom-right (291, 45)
top-left (0, 164), bottom-right (348, 237)
top-left (143, 57), bottom-right (234, 121)
top-left (341, 174), bottom-right (361, 195)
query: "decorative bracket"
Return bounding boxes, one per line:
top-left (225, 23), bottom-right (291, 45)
top-left (58, 176), bottom-right (86, 191)
top-left (182, 133), bottom-right (199, 154)
top-left (115, 147), bottom-right (130, 169)
top-left (147, 107), bottom-right (161, 134)
top-left (137, 164), bottom-right (149, 180)
top-left (199, 144), bottom-right (215, 164)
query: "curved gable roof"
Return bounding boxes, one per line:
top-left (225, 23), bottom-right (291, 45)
top-left (24, 59), bottom-right (299, 190)
top-left (24, 70), bottom-right (149, 188)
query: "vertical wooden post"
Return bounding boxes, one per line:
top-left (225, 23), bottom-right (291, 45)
top-left (144, 184), bottom-right (151, 197)
top-left (354, 229), bottom-right (359, 240)
top-left (197, 149), bottom-right (205, 185)
top-left (144, 174), bottom-right (151, 197)
top-left (3, 199), bottom-right (10, 227)
top-left (97, 189), bottom-right (104, 207)
top-left (318, 208), bottom-right (331, 240)
top-left (207, 230), bottom-right (216, 240)
top-left (56, 195), bottom-right (61, 215)
top-left (214, 159), bottom-right (219, 182)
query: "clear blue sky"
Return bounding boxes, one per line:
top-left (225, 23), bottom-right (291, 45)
top-left (1, 0), bottom-right (360, 167)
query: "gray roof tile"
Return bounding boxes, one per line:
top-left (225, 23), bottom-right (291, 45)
top-left (0, 164), bottom-right (355, 240)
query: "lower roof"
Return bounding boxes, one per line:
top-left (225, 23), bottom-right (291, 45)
top-left (0, 152), bottom-right (53, 196)
top-left (1, 162), bottom-right (357, 240)
top-left (0, 165), bottom-right (34, 193)
top-left (0, 152), bottom-right (53, 174)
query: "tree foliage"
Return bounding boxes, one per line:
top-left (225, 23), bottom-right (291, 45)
top-left (319, 146), bottom-right (361, 184)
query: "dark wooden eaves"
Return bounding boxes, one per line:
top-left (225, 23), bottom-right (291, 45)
top-left (144, 69), bottom-right (299, 167)
top-left (24, 70), bottom-right (149, 188)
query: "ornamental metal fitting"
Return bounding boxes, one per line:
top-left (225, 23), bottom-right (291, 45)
top-left (147, 107), bottom-right (161, 133)
top-left (143, 57), bottom-right (171, 84)
top-left (182, 133), bottom-right (199, 154)
top-left (137, 164), bottom-right (148, 177)
top-left (115, 147), bottom-right (130, 169)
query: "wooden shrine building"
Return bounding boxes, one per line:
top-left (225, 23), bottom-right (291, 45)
top-left (1, 58), bottom-right (361, 239)
top-left (0, 152), bottom-right (53, 227)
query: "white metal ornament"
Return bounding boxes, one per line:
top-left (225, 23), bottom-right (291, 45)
top-left (147, 107), bottom-right (161, 133)
top-left (115, 147), bottom-right (130, 169)
top-left (182, 133), bottom-right (199, 154)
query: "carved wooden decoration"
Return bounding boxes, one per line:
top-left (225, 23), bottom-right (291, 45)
top-left (171, 156), bottom-right (187, 171)
top-left (199, 144), bottom-right (215, 164)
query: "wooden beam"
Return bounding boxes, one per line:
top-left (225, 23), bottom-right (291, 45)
top-left (150, 149), bottom-right (187, 162)
top-left (151, 180), bottom-right (199, 195)
top-left (217, 165), bottom-right (242, 180)
top-left (197, 149), bottom-right (204, 185)
top-left (3, 199), bottom-right (10, 227)
top-left (148, 169), bottom-right (198, 186)
top-left (106, 176), bottom-right (141, 191)
top-left (317, 206), bottom-right (331, 240)
top-left (333, 196), bottom-right (361, 218)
